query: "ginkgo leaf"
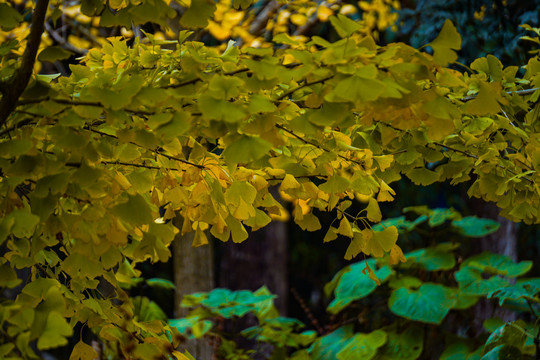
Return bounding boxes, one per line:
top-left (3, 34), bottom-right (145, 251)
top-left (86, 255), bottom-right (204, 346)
top-left (180, 0), bottom-right (216, 28)
top-left (366, 198), bottom-right (382, 223)
top-left (361, 226), bottom-right (398, 258)
top-left (192, 230), bottom-right (209, 247)
top-left (324, 227), bottom-right (339, 243)
top-left (329, 14), bottom-right (362, 38)
top-left (280, 174), bottom-right (301, 192)
top-left (337, 217), bottom-right (354, 238)
top-left (465, 82), bottom-right (507, 115)
top-left (38, 46), bottom-right (73, 63)
top-left (0, 3), bottom-right (23, 30)
top-left (225, 215), bottom-right (249, 243)
top-left (223, 136), bottom-right (272, 164)
top-left (388, 245), bottom-right (407, 265)
top-left (406, 168), bottom-right (440, 186)
top-left (377, 180), bottom-right (396, 202)
top-left (69, 341), bottom-right (99, 360)
top-left (320, 176), bottom-right (350, 194)
top-left (37, 312), bottom-right (73, 350)
top-left (112, 194), bottom-right (153, 226)
top-left (344, 231), bottom-right (363, 260)
top-left (428, 19), bottom-right (461, 66)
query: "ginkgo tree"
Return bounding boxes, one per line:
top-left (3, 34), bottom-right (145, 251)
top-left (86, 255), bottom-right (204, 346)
top-left (0, 0), bottom-right (539, 358)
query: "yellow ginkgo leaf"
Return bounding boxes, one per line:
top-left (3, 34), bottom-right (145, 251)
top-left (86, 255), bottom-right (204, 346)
top-left (389, 244), bottom-right (406, 265)
top-left (366, 197), bottom-right (382, 222)
top-left (337, 217), bottom-right (354, 238)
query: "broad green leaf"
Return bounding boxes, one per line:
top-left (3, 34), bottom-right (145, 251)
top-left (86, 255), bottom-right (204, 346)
top-left (169, 317), bottom-right (200, 337)
top-left (337, 330), bottom-right (387, 360)
top-left (389, 283), bottom-right (456, 324)
top-left (488, 281), bottom-right (540, 306)
top-left (327, 259), bottom-right (392, 314)
top-left (309, 326), bottom-right (354, 360)
top-left (388, 276), bottom-right (422, 289)
top-left (440, 341), bottom-right (482, 360)
top-left (483, 323), bottom-right (527, 356)
top-left (405, 247), bottom-right (456, 271)
top-left (376, 324), bottom-right (424, 360)
top-left (455, 267), bottom-right (509, 295)
top-left (452, 217), bottom-right (500, 237)
top-left (192, 320), bottom-right (213, 338)
top-left (146, 278), bottom-right (176, 290)
top-left (462, 252), bottom-right (532, 277)
top-left (428, 208), bottom-right (460, 226)
top-left (480, 345), bottom-right (522, 360)
top-left (373, 216), bottom-right (426, 232)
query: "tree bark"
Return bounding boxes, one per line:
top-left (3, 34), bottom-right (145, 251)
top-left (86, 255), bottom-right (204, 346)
top-left (219, 218), bottom-right (288, 314)
top-left (469, 198), bottom-right (518, 335)
top-left (173, 217), bottom-right (214, 359)
top-left (218, 218), bottom-right (288, 359)
top-left (0, 0), bottom-right (50, 126)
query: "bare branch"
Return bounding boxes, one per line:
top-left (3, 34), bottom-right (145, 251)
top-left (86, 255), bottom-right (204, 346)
top-left (459, 87), bottom-right (539, 102)
top-left (45, 22), bottom-right (88, 55)
top-left (275, 123), bottom-right (365, 167)
top-left (0, 0), bottom-right (51, 127)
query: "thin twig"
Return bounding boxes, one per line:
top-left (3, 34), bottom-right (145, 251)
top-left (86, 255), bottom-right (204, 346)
top-left (16, 97), bottom-right (157, 116)
top-left (86, 127), bottom-right (205, 169)
top-left (275, 123), bottom-right (364, 167)
top-left (101, 160), bottom-right (179, 171)
top-left (0, 118), bottom-right (37, 137)
top-left (45, 22), bottom-right (88, 55)
top-left (459, 87), bottom-right (539, 101)
top-left (277, 76), bottom-right (334, 101)
top-left (290, 287), bottom-right (325, 335)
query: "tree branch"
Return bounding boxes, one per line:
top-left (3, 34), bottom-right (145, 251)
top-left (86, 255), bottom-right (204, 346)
top-left (277, 75), bottom-right (334, 101)
top-left (44, 21), bottom-right (88, 55)
top-left (0, 0), bottom-right (50, 127)
top-left (85, 127), bottom-right (206, 170)
top-left (101, 160), bottom-right (179, 171)
top-left (459, 87), bottom-right (539, 101)
top-left (275, 123), bottom-right (365, 167)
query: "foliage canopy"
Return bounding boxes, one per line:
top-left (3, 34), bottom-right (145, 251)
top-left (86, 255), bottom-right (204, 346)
top-left (0, 0), bottom-right (539, 358)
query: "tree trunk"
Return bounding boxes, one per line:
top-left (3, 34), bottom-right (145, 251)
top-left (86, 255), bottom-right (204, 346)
top-left (469, 199), bottom-right (517, 335)
top-left (173, 217), bottom-right (214, 359)
top-left (219, 219), bottom-right (288, 314)
top-left (218, 216), bottom-right (288, 359)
